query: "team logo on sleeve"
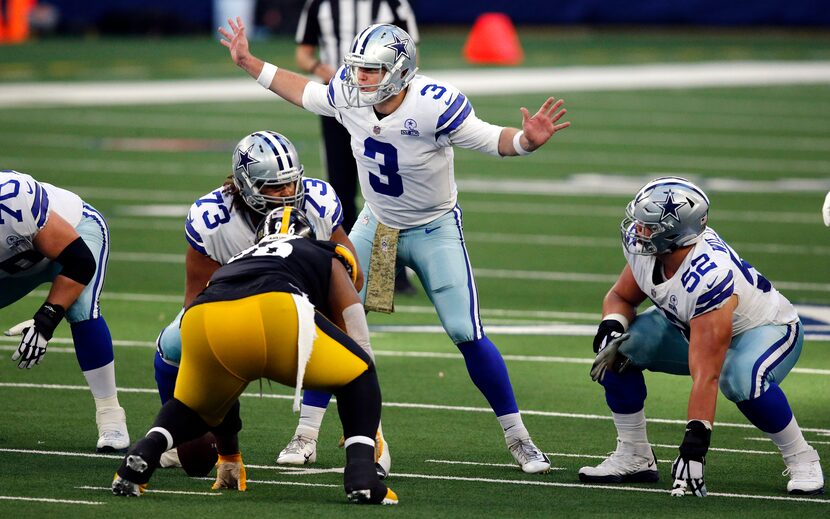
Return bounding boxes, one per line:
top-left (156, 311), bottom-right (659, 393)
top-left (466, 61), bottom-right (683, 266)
top-left (401, 118), bottom-right (420, 137)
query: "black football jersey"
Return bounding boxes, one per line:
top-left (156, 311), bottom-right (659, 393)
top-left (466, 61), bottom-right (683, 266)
top-left (191, 236), bottom-right (340, 309)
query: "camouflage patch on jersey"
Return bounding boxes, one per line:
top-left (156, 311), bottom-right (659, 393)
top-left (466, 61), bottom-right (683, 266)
top-left (364, 223), bottom-right (399, 314)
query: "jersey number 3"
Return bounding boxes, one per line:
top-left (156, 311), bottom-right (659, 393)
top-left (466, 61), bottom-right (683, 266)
top-left (363, 138), bottom-right (403, 197)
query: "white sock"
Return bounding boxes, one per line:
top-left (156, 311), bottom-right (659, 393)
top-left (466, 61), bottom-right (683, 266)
top-left (295, 404), bottom-right (326, 440)
top-left (498, 412), bottom-right (529, 443)
top-left (613, 410), bottom-right (649, 444)
top-left (767, 416), bottom-right (811, 459)
top-left (84, 361), bottom-right (118, 400)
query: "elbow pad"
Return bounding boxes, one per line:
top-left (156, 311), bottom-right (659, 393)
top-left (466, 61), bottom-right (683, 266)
top-left (55, 237), bottom-right (96, 285)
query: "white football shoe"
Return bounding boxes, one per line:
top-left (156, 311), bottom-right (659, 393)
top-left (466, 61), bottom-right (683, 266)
top-left (507, 437), bottom-right (551, 474)
top-left (375, 430), bottom-right (391, 479)
top-left (783, 448), bottom-right (824, 495)
top-left (96, 406), bottom-right (130, 453)
top-left (578, 439), bottom-right (659, 483)
top-left (276, 434), bottom-right (317, 465)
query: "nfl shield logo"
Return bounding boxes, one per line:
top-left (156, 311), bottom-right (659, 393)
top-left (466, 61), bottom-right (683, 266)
top-left (373, 125), bottom-right (381, 135)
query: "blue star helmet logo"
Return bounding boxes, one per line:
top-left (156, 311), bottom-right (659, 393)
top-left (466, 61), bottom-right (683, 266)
top-left (655, 191), bottom-right (687, 222)
top-left (384, 32), bottom-right (410, 62)
top-left (235, 144), bottom-right (260, 175)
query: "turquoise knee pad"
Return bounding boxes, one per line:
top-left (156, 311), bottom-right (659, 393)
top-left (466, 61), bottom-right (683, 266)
top-left (156, 308), bottom-right (185, 366)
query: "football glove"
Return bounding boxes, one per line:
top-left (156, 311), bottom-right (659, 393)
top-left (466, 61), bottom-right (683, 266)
top-left (670, 420), bottom-right (711, 497)
top-left (212, 453), bottom-right (246, 491)
top-left (5, 303), bottom-right (65, 369)
top-left (589, 319), bottom-right (630, 382)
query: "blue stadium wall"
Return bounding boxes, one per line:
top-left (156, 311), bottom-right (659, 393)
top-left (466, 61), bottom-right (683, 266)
top-left (47, 0), bottom-right (830, 32)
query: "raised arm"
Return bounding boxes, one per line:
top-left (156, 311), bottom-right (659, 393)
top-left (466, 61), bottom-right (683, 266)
top-left (497, 97), bottom-right (570, 156)
top-left (218, 17), bottom-right (311, 107)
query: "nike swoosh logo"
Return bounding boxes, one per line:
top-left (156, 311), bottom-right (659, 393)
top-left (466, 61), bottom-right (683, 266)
top-left (27, 183), bottom-right (33, 194)
top-left (705, 280), bottom-right (716, 289)
top-left (425, 227), bottom-right (439, 234)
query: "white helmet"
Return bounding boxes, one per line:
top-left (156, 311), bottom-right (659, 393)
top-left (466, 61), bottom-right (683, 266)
top-left (232, 131), bottom-right (304, 214)
top-left (621, 177), bottom-right (710, 255)
top-left (341, 24), bottom-right (418, 107)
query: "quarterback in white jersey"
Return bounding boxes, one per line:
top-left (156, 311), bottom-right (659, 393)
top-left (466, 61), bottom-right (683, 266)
top-left (580, 177), bottom-right (823, 497)
top-left (0, 170), bottom-right (129, 452)
top-left (220, 20), bottom-right (570, 475)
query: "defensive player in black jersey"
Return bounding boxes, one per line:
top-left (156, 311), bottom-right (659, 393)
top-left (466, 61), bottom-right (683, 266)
top-left (112, 207), bottom-right (396, 505)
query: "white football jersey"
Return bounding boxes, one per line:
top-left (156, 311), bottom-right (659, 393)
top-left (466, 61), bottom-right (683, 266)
top-left (185, 177), bottom-right (343, 264)
top-left (625, 227), bottom-right (797, 338)
top-left (302, 71), bottom-right (503, 228)
top-left (0, 170), bottom-right (84, 279)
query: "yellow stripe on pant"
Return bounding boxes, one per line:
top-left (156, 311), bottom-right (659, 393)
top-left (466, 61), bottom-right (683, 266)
top-left (176, 292), bottom-right (369, 426)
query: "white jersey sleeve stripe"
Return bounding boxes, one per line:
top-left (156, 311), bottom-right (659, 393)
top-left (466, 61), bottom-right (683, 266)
top-left (31, 182), bottom-right (49, 228)
top-left (693, 272), bottom-right (735, 317)
top-left (185, 216), bottom-right (208, 255)
top-left (436, 94), bottom-right (469, 133)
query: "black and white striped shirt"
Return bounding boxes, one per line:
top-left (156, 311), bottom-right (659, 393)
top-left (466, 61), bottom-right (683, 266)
top-left (296, 0), bottom-right (419, 68)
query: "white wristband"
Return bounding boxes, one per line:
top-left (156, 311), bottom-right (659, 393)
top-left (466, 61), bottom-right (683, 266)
top-left (602, 313), bottom-right (630, 331)
top-left (512, 130), bottom-right (532, 156)
top-left (257, 62), bottom-right (278, 88)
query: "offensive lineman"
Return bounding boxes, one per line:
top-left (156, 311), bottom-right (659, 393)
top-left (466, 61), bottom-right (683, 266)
top-left (580, 176), bottom-right (824, 496)
top-left (0, 170), bottom-right (129, 452)
top-left (219, 19), bottom-right (570, 473)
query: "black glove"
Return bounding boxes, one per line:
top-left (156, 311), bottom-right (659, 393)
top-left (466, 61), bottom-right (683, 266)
top-left (670, 420), bottom-right (711, 497)
top-left (7, 303), bottom-right (65, 369)
top-left (593, 318), bottom-right (627, 353)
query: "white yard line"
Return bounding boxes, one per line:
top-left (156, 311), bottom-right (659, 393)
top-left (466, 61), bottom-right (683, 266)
top-left (3, 448), bottom-right (828, 504)
top-left (425, 459), bottom-right (565, 470)
top-left (4, 61), bottom-right (830, 107)
top-left (0, 495), bottom-right (104, 505)
top-left (745, 437), bottom-right (830, 446)
top-left (2, 382), bottom-right (828, 434)
top-left (77, 485), bottom-right (221, 496)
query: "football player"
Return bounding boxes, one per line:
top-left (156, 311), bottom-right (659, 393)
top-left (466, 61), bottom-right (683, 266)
top-left (219, 19), bottom-right (570, 473)
top-left (113, 207), bottom-right (397, 504)
top-left (822, 190), bottom-right (830, 227)
top-left (150, 131), bottom-right (389, 470)
top-left (579, 176), bottom-right (824, 496)
top-left (0, 170), bottom-right (129, 452)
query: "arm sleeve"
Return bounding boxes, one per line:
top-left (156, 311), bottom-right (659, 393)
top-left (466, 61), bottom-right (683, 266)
top-left (448, 115), bottom-right (504, 157)
top-left (295, 0), bottom-right (320, 45)
top-left (302, 78), bottom-right (339, 118)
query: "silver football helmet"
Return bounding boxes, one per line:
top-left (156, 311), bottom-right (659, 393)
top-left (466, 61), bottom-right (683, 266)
top-left (341, 24), bottom-right (418, 107)
top-left (232, 131), bottom-right (304, 215)
top-left (621, 177), bottom-right (710, 255)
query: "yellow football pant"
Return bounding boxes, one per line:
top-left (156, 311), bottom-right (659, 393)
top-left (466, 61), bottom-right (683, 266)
top-left (175, 292), bottom-right (370, 426)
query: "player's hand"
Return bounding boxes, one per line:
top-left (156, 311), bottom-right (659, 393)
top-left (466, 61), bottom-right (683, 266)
top-left (670, 420), bottom-right (711, 497)
top-left (6, 303), bottom-right (65, 369)
top-left (589, 319), bottom-right (630, 382)
top-left (520, 97), bottom-right (570, 151)
top-left (822, 191), bottom-right (830, 227)
top-left (218, 16), bottom-right (251, 68)
top-left (212, 453), bottom-right (247, 491)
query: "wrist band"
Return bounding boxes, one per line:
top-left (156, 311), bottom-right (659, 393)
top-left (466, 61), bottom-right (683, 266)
top-left (512, 130), bottom-right (532, 156)
top-left (602, 313), bottom-right (630, 331)
top-left (257, 62), bottom-right (278, 88)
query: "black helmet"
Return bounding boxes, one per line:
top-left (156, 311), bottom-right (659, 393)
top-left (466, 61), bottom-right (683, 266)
top-left (255, 206), bottom-right (316, 243)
